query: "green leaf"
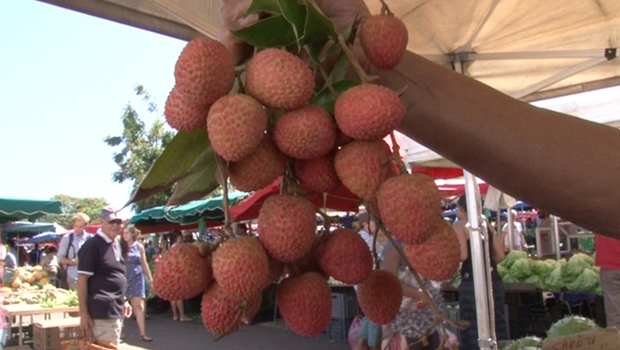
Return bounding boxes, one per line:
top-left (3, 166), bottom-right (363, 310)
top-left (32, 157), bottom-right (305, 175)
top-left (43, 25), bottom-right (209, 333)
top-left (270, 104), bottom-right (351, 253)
top-left (312, 80), bottom-right (359, 114)
top-left (246, 0), bottom-right (283, 15)
top-left (233, 15), bottom-right (299, 48)
top-left (300, 0), bottom-right (338, 45)
top-left (307, 37), bottom-right (330, 63)
top-left (127, 129), bottom-right (210, 206)
top-left (166, 147), bottom-right (220, 205)
top-left (246, 0), bottom-right (307, 47)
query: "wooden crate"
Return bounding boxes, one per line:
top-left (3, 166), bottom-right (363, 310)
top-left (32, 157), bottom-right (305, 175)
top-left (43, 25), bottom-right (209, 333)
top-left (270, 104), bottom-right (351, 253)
top-left (33, 317), bottom-right (81, 350)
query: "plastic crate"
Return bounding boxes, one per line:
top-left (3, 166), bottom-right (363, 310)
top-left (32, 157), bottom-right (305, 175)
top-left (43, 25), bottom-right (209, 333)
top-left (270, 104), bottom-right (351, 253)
top-left (324, 317), bottom-right (354, 342)
top-left (33, 318), bottom-right (82, 350)
top-left (515, 302), bottom-right (553, 338)
top-left (331, 292), bottom-right (359, 319)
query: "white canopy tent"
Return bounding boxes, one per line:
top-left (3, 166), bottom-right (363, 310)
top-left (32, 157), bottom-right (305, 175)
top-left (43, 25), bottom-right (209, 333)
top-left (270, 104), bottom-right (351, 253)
top-left (31, 0), bottom-right (620, 348)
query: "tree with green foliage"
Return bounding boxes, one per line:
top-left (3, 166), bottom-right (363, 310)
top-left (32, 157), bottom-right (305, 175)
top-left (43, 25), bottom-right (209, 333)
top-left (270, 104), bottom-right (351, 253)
top-left (39, 195), bottom-right (108, 228)
top-left (104, 85), bottom-right (175, 212)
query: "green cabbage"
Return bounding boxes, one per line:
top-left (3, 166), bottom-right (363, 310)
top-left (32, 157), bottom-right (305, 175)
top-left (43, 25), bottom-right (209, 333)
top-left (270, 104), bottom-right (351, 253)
top-left (502, 336), bottom-right (543, 350)
top-left (566, 253), bottom-right (594, 278)
top-left (497, 263), bottom-right (509, 278)
top-left (504, 250), bottom-right (528, 268)
top-left (531, 260), bottom-right (553, 277)
top-left (544, 266), bottom-right (565, 291)
top-left (523, 275), bottom-right (541, 286)
top-left (547, 316), bottom-right (599, 338)
top-left (502, 274), bottom-right (519, 284)
top-left (509, 258), bottom-right (532, 281)
top-left (566, 268), bottom-right (599, 292)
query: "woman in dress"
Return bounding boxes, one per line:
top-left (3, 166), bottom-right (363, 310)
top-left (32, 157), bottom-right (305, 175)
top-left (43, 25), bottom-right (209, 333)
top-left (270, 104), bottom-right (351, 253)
top-left (121, 225), bottom-right (154, 342)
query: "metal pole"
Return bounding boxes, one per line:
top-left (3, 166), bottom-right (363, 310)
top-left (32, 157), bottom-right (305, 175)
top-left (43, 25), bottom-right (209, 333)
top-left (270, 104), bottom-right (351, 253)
top-left (507, 209), bottom-right (514, 251)
top-left (464, 170), bottom-right (496, 350)
top-left (552, 215), bottom-right (561, 260)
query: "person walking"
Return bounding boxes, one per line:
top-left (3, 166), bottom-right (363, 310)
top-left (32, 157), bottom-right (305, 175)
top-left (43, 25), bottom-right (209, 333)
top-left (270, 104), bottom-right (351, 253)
top-left (453, 195), bottom-right (508, 349)
top-left (77, 206), bottom-right (131, 347)
top-left (121, 225), bottom-right (154, 342)
top-left (59, 213), bottom-right (93, 290)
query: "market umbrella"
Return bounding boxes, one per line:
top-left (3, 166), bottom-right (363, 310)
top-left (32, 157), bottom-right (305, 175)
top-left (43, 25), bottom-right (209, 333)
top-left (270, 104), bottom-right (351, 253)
top-left (0, 197), bottom-right (63, 224)
top-left (130, 192), bottom-right (249, 232)
top-left (25, 231), bottom-right (61, 244)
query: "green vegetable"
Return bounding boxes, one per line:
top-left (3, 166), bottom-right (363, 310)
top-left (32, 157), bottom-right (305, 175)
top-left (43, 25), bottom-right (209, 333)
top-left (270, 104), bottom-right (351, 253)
top-left (504, 250), bottom-right (528, 268)
top-left (509, 259), bottom-right (532, 281)
top-left (502, 336), bottom-right (543, 350)
top-left (566, 268), bottom-right (599, 292)
top-left (547, 316), bottom-right (599, 338)
top-left (497, 263), bottom-right (509, 278)
top-left (531, 260), bottom-right (553, 277)
top-left (565, 253), bottom-right (594, 278)
top-left (544, 266), bottom-right (565, 292)
top-left (503, 274), bottom-right (519, 284)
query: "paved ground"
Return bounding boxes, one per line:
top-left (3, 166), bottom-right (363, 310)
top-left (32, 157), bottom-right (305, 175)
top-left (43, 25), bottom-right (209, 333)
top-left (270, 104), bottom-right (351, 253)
top-left (120, 312), bottom-right (350, 350)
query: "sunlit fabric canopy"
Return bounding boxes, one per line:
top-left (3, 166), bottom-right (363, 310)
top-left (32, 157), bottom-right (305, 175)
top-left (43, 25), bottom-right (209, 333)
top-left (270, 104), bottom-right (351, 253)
top-left (0, 197), bottom-right (63, 224)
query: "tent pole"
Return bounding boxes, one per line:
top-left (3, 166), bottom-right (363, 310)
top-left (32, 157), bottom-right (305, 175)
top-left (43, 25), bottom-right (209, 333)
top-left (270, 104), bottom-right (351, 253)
top-left (552, 215), bottom-right (561, 260)
top-left (507, 210), bottom-right (514, 251)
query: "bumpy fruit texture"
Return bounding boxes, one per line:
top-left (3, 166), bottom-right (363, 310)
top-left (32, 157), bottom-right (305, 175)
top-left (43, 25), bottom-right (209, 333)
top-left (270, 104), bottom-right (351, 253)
top-left (276, 272), bottom-right (332, 337)
top-left (229, 138), bottom-right (287, 192)
top-left (335, 84), bottom-right (404, 140)
top-left (164, 87), bottom-right (211, 131)
top-left (360, 15), bottom-right (408, 69)
top-left (294, 154), bottom-right (341, 193)
top-left (207, 94), bottom-right (268, 162)
top-left (404, 221), bottom-right (461, 281)
top-left (153, 243), bottom-right (212, 301)
top-left (174, 37), bottom-right (235, 104)
top-left (258, 195), bottom-right (317, 263)
top-left (335, 140), bottom-right (394, 200)
top-left (377, 174), bottom-right (442, 244)
top-left (245, 48), bottom-right (315, 111)
top-left (201, 282), bottom-right (262, 338)
top-left (357, 270), bottom-right (403, 324)
top-left (317, 228), bottom-right (373, 284)
top-left (212, 237), bottom-right (270, 301)
top-left (273, 105), bottom-right (337, 159)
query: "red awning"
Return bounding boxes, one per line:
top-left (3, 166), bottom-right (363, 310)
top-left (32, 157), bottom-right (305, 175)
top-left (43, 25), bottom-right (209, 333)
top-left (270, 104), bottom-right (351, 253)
top-left (411, 166), bottom-right (464, 180)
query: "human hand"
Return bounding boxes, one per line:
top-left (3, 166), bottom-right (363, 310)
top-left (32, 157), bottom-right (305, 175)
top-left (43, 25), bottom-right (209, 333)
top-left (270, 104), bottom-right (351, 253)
top-left (218, 0), bottom-right (370, 65)
top-left (79, 312), bottom-right (93, 337)
top-left (123, 301), bottom-right (133, 319)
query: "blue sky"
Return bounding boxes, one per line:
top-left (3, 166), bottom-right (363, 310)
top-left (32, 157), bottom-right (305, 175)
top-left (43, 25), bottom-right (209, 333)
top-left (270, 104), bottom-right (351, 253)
top-left (0, 0), bottom-right (186, 208)
top-left (1, 0), bottom-right (618, 213)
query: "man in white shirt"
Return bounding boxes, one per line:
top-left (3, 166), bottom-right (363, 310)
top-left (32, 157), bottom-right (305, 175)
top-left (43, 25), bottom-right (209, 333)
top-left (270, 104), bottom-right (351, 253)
top-left (58, 213), bottom-right (93, 290)
top-left (502, 210), bottom-right (528, 251)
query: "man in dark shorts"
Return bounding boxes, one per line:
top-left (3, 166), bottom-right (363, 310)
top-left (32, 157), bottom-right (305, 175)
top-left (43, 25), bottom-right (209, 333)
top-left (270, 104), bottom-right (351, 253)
top-left (78, 205), bottom-right (131, 346)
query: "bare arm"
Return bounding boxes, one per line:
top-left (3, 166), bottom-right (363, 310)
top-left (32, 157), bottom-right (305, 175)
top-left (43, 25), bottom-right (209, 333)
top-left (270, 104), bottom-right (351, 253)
top-left (453, 221), bottom-right (469, 262)
top-left (139, 244), bottom-right (153, 284)
top-left (487, 223), bottom-right (506, 263)
top-left (77, 274), bottom-right (93, 335)
top-left (382, 243), bottom-right (424, 300)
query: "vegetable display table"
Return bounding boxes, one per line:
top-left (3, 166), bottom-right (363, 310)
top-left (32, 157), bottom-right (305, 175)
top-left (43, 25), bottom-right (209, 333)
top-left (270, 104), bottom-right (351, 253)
top-left (1, 304), bottom-right (78, 346)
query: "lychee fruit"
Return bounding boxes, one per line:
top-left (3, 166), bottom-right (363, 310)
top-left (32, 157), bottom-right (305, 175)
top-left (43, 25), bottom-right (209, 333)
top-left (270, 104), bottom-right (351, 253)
top-left (245, 48), bottom-right (315, 111)
top-left (229, 138), bottom-right (287, 192)
top-left (293, 234), bottom-right (329, 278)
top-left (377, 173), bottom-right (442, 244)
top-left (201, 282), bottom-right (262, 338)
top-left (258, 195), bottom-right (317, 263)
top-left (153, 243), bottom-right (212, 301)
top-left (334, 140), bottom-right (394, 200)
top-left (164, 87), bottom-right (211, 131)
top-left (276, 272), bottom-right (332, 337)
top-left (317, 228), bottom-right (373, 284)
top-left (404, 221), bottom-right (461, 281)
top-left (207, 94), bottom-right (267, 162)
top-left (174, 37), bottom-right (235, 104)
top-left (334, 84), bottom-right (404, 140)
top-left (265, 254), bottom-right (285, 288)
top-left (294, 154), bottom-right (340, 193)
top-left (360, 15), bottom-right (408, 69)
top-left (357, 270), bottom-right (403, 324)
top-left (273, 105), bottom-right (337, 159)
top-left (212, 237), bottom-right (270, 301)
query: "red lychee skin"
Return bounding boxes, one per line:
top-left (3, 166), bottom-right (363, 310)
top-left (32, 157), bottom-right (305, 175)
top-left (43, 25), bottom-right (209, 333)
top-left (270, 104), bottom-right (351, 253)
top-left (294, 154), bottom-right (341, 193)
top-left (258, 195), bottom-right (317, 263)
top-left (404, 221), bottom-right (461, 281)
top-left (201, 282), bottom-right (262, 338)
top-left (245, 48), bottom-right (315, 111)
top-left (265, 254), bottom-right (285, 288)
top-left (334, 84), bottom-right (404, 141)
top-left (377, 173), bottom-right (443, 244)
top-left (153, 243), bottom-right (212, 301)
top-left (276, 272), bottom-right (332, 337)
top-left (360, 15), bottom-right (408, 69)
top-left (334, 140), bottom-right (394, 200)
top-left (229, 138), bottom-right (287, 192)
top-left (273, 105), bottom-right (337, 159)
top-left (174, 37), bottom-right (235, 104)
top-left (317, 228), bottom-right (373, 285)
top-left (207, 94), bottom-right (268, 162)
top-left (164, 87), bottom-right (211, 131)
top-left (357, 270), bottom-right (403, 324)
top-left (212, 237), bottom-right (270, 301)
top-left (293, 234), bottom-right (329, 278)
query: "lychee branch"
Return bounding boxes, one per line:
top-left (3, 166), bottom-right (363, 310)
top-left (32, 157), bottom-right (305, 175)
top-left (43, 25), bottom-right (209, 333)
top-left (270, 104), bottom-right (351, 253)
top-left (216, 156), bottom-right (234, 239)
top-left (374, 218), bottom-right (469, 347)
top-left (337, 35), bottom-right (378, 84)
top-left (378, 0), bottom-right (394, 17)
top-left (389, 132), bottom-right (408, 175)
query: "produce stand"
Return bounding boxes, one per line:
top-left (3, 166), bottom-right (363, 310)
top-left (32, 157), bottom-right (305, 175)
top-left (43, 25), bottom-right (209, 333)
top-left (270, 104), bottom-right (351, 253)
top-left (1, 304), bottom-right (78, 345)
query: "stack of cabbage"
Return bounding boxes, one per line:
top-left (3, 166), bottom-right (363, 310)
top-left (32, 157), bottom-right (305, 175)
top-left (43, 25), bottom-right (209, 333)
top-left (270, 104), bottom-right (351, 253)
top-left (501, 316), bottom-right (600, 349)
top-left (496, 251), bottom-right (601, 293)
